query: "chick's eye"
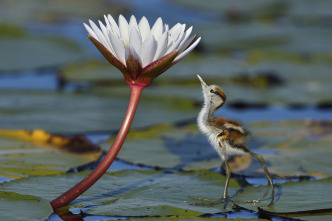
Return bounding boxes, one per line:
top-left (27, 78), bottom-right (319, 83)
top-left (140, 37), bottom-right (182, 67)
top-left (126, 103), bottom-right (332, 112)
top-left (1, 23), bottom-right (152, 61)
top-left (210, 89), bottom-right (214, 93)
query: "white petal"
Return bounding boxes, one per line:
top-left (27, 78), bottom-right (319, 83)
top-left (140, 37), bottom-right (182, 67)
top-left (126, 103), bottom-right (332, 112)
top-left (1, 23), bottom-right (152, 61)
top-left (88, 20), bottom-right (105, 42)
top-left (153, 31), bottom-right (168, 61)
top-left (107, 14), bottom-right (120, 37)
top-left (169, 23), bottom-right (181, 33)
top-left (178, 33), bottom-right (196, 54)
top-left (139, 34), bottom-right (157, 67)
top-left (173, 37), bottom-right (201, 63)
top-left (98, 20), bottom-right (108, 38)
top-left (89, 20), bottom-right (111, 49)
top-left (129, 15), bottom-right (138, 32)
top-left (169, 23), bottom-right (182, 41)
top-left (109, 30), bottom-right (126, 64)
top-left (177, 26), bottom-right (193, 53)
top-left (173, 24), bottom-right (186, 42)
top-left (129, 27), bottom-right (142, 54)
top-left (98, 20), bottom-right (114, 53)
top-left (166, 25), bottom-right (185, 53)
top-left (104, 15), bottom-right (111, 29)
top-left (164, 24), bottom-right (169, 33)
top-left (150, 17), bottom-right (163, 40)
top-left (167, 40), bottom-right (174, 51)
top-left (138, 16), bottom-right (150, 41)
top-left (125, 44), bottom-right (142, 66)
top-left (118, 15), bottom-right (129, 44)
top-left (184, 26), bottom-right (193, 41)
top-left (83, 23), bottom-right (98, 40)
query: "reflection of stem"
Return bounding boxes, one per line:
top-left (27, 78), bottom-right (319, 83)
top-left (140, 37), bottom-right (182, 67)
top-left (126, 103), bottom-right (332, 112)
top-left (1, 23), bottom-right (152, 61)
top-left (50, 84), bottom-right (145, 210)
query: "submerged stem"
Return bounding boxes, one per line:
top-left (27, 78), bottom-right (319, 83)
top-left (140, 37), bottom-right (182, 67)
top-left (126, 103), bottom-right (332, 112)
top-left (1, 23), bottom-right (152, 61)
top-left (50, 84), bottom-right (145, 210)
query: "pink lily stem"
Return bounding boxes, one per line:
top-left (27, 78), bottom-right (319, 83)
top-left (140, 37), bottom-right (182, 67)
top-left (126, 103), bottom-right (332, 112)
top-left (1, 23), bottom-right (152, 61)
top-left (50, 84), bottom-right (145, 210)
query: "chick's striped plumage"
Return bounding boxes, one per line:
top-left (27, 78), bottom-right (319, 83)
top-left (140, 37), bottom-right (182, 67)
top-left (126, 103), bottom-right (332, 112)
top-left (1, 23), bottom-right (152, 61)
top-left (213, 117), bottom-right (250, 153)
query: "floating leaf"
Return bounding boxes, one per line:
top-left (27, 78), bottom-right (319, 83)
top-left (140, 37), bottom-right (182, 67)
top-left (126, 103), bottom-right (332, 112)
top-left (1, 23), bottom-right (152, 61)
top-left (0, 129), bottom-right (100, 153)
top-left (236, 177), bottom-right (332, 220)
top-left (0, 191), bottom-right (52, 221)
top-left (101, 120), bottom-right (332, 180)
top-left (0, 170), bottom-right (241, 216)
top-left (98, 122), bottom-right (268, 173)
top-left (245, 120), bottom-right (332, 178)
top-left (0, 90), bottom-right (197, 133)
top-left (0, 132), bottom-right (102, 179)
top-left (0, 36), bottom-right (83, 71)
top-left (100, 124), bottom-right (222, 170)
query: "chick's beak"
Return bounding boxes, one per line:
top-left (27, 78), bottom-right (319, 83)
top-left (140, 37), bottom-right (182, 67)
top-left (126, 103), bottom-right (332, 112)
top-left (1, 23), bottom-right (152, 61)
top-left (197, 74), bottom-right (208, 88)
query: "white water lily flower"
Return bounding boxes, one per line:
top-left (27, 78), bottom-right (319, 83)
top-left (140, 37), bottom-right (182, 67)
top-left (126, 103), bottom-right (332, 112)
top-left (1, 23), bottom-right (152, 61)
top-left (84, 14), bottom-right (201, 86)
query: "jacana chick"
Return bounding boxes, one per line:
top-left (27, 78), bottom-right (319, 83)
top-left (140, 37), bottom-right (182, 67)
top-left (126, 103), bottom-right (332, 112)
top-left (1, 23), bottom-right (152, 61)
top-left (196, 74), bottom-right (274, 207)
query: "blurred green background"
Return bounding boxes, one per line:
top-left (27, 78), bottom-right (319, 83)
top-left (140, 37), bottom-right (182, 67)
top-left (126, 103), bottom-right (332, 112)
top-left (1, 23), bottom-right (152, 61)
top-left (0, 0), bottom-right (331, 133)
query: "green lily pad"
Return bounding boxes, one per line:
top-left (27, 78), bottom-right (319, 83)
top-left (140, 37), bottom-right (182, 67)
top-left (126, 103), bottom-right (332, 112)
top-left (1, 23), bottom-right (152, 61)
top-left (101, 120), bottom-right (332, 179)
top-left (100, 124), bottom-right (221, 170)
top-left (0, 191), bottom-right (52, 221)
top-left (240, 121), bottom-right (332, 178)
top-left (236, 177), bottom-right (332, 220)
top-left (0, 170), bottom-right (241, 217)
top-left (98, 122), bottom-right (263, 171)
top-left (0, 35), bottom-right (83, 71)
top-left (0, 132), bottom-right (102, 179)
top-left (0, 89), bottom-right (197, 133)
